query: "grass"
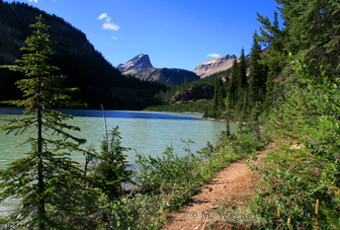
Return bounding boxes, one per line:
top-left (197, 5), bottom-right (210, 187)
top-left (245, 138), bottom-right (340, 230)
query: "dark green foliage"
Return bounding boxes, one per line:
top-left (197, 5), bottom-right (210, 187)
top-left (215, 76), bottom-right (226, 108)
top-left (135, 68), bottom-right (200, 87)
top-left (91, 126), bottom-right (133, 200)
top-left (135, 142), bottom-right (198, 197)
top-left (248, 34), bottom-right (267, 107)
top-left (250, 101), bottom-right (262, 141)
top-left (148, 72), bottom-right (232, 114)
top-left (227, 58), bottom-right (239, 106)
top-left (146, 100), bottom-right (211, 113)
top-left (204, 68), bottom-right (232, 85)
top-left (153, 70), bottom-right (229, 104)
top-left (202, 48), bottom-right (252, 120)
top-left (204, 76), bottom-right (225, 118)
top-left (278, 0), bottom-right (340, 78)
top-left (149, 69), bottom-right (232, 115)
top-left (226, 48), bottom-right (248, 112)
top-left (0, 15), bottom-right (99, 229)
top-left (238, 48), bottom-right (247, 90)
top-left (222, 97), bottom-right (233, 137)
top-left (256, 11), bottom-right (285, 105)
top-left (233, 87), bottom-right (250, 129)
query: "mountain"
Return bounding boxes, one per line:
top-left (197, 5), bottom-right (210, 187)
top-left (192, 54), bottom-right (252, 79)
top-left (0, 1), bottom-right (165, 110)
top-left (134, 68), bottom-right (200, 87)
top-left (117, 54), bottom-right (153, 75)
top-left (192, 54), bottom-right (237, 78)
top-left (118, 53), bottom-right (200, 86)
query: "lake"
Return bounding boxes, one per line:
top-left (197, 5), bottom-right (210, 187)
top-left (0, 107), bottom-right (232, 215)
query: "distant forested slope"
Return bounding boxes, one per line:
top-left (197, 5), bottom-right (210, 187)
top-left (0, 1), bottom-right (166, 110)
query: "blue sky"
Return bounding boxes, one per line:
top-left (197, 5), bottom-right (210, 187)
top-left (6, 0), bottom-right (281, 71)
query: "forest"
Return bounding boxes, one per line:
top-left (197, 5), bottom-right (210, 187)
top-left (0, 0), bottom-right (340, 229)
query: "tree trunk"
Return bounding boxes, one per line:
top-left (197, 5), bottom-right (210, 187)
top-left (37, 81), bottom-right (46, 230)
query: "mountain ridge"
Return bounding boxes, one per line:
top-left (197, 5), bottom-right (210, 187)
top-left (192, 54), bottom-right (250, 78)
top-left (0, 1), bottom-right (165, 110)
top-left (118, 54), bottom-right (200, 86)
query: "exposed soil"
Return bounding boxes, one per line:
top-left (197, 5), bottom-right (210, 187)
top-left (162, 141), bottom-right (278, 230)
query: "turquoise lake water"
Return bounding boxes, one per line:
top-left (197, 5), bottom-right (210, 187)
top-left (0, 107), bottom-right (233, 215)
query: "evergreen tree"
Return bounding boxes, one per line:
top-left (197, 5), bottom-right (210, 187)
top-left (277, 0), bottom-right (340, 79)
top-left (224, 73), bottom-right (230, 90)
top-left (227, 57), bottom-right (239, 106)
top-left (92, 126), bottom-right (133, 200)
top-left (222, 97), bottom-right (232, 137)
top-left (0, 15), bottom-right (98, 229)
top-left (256, 11), bottom-right (285, 106)
top-left (205, 76), bottom-right (225, 118)
top-left (248, 34), bottom-right (267, 107)
top-left (234, 87), bottom-right (249, 127)
top-left (250, 101), bottom-right (262, 141)
top-left (215, 75), bottom-right (225, 109)
top-left (238, 48), bottom-right (247, 90)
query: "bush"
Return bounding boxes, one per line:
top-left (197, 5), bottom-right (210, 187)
top-left (91, 126), bottom-right (133, 200)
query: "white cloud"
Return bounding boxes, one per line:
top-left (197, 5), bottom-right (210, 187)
top-left (98, 13), bottom-right (120, 31)
top-left (102, 22), bottom-right (120, 31)
top-left (97, 13), bottom-right (108, 20)
top-left (28, 0), bottom-right (38, 2)
top-left (207, 53), bottom-right (220, 58)
top-left (111, 36), bottom-right (117, 40)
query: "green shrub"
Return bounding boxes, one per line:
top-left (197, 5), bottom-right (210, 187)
top-left (91, 126), bottom-right (133, 200)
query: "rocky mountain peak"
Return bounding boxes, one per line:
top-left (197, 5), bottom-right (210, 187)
top-left (117, 54), bottom-right (153, 75)
top-left (192, 54), bottom-right (237, 78)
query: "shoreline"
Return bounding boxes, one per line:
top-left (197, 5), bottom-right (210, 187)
top-left (142, 110), bottom-right (204, 115)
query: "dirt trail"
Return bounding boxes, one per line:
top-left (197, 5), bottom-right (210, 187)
top-left (162, 142), bottom-right (277, 230)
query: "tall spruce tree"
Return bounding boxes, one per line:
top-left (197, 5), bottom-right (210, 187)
top-left (232, 48), bottom-right (249, 120)
top-left (0, 15), bottom-right (97, 229)
top-left (256, 11), bottom-right (285, 105)
top-left (227, 57), bottom-right (239, 107)
top-left (238, 48), bottom-right (247, 90)
top-left (216, 75), bottom-right (225, 109)
top-left (248, 34), bottom-right (267, 107)
top-left (206, 76), bottom-right (225, 118)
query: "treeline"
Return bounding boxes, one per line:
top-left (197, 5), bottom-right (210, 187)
top-left (151, 69), bottom-right (231, 102)
top-left (147, 69), bottom-right (231, 112)
top-left (204, 40), bottom-right (267, 121)
top-left (145, 100), bottom-right (210, 113)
